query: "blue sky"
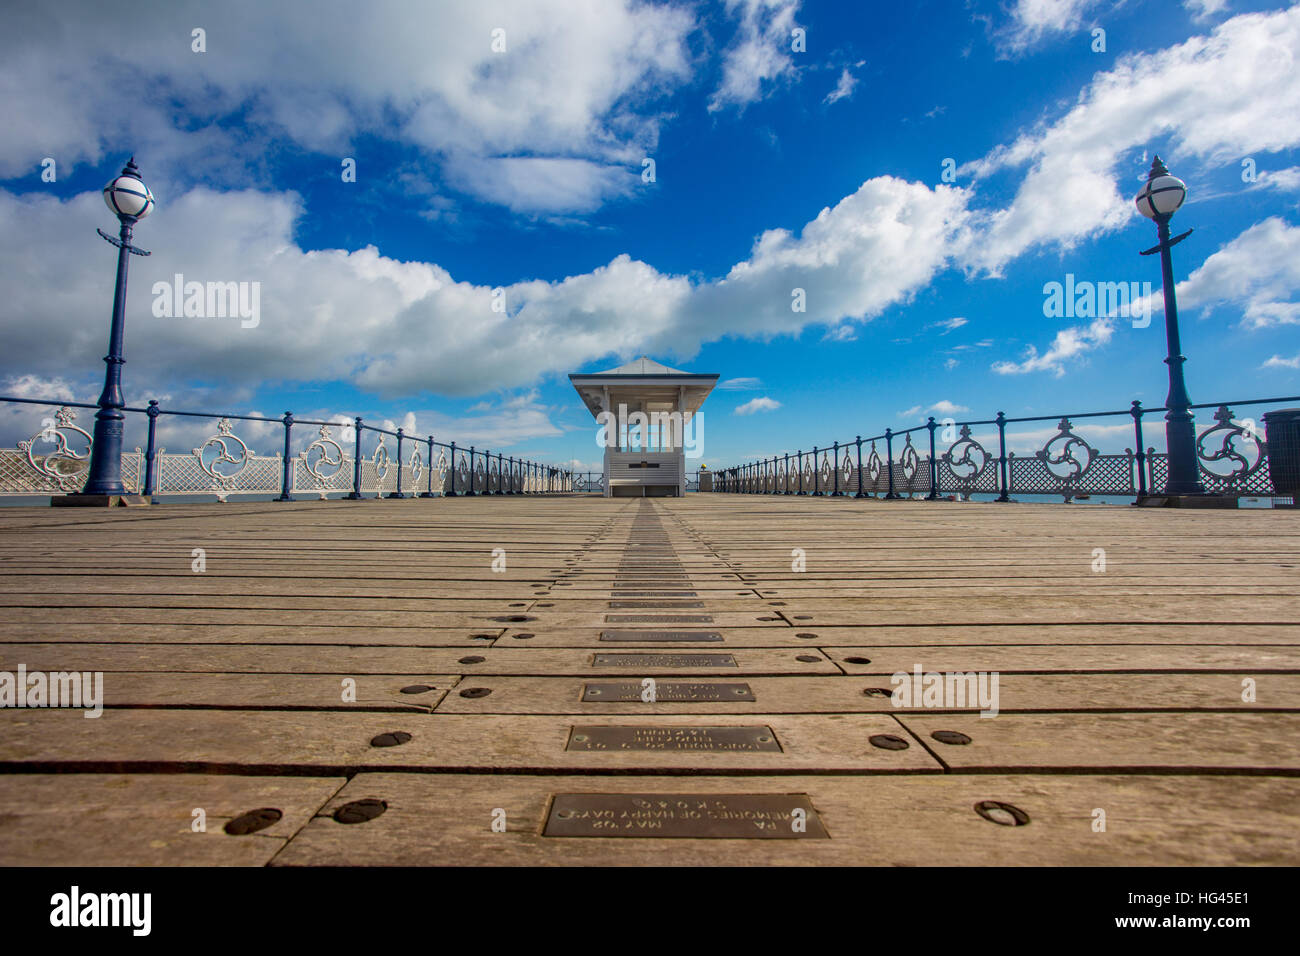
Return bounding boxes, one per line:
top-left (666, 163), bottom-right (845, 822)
top-left (1, 0), bottom-right (1298, 472)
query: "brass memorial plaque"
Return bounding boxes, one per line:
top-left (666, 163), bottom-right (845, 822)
top-left (610, 591), bottom-right (699, 598)
top-left (606, 614), bottom-right (715, 624)
top-left (600, 630), bottom-right (724, 642)
top-left (608, 600), bottom-right (705, 608)
top-left (544, 793), bottom-right (828, 838)
top-left (592, 653), bottom-right (737, 667)
top-left (582, 681), bottom-right (755, 701)
top-left (566, 725), bottom-right (780, 752)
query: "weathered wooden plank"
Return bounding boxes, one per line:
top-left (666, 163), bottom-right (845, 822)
top-left (0, 626), bottom-right (503, 646)
top-left (0, 774), bottom-right (345, 866)
top-left (0, 711), bottom-right (940, 774)
top-left (494, 623), bottom-right (1300, 647)
top-left (827, 644), bottom-right (1300, 672)
top-left (269, 771), bottom-right (1300, 866)
top-left (3, 673), bottom-right (458, 710)
top-left (430, 674), bottom-right (1300, 714)
top-left (894, 712), bottom-right (1300, 771)
top-left (0, 643), bottom-right (840, 676)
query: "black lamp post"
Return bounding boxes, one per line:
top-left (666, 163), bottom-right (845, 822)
top-left (1135, 155), bottom-right (1203, 495)
top-left (78, 158), bottom-right (154, 498)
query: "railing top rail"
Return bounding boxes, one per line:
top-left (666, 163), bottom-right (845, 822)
top-left (1002, 408), bottom-right (1135, 424)
top-left (0, 396), bottom-right (99, 410)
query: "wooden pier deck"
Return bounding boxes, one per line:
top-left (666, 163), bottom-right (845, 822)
top-left (0, 494), bottom-right (1297, 865)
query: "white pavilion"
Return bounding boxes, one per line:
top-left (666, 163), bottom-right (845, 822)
top-left (569, 357), bottom-right (718, 497)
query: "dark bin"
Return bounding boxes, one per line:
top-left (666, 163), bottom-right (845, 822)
top-left (1262, 408), bottom-right (1300, 495)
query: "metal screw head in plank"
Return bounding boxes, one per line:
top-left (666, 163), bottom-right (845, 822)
top-left (333, 799), bottom-right (387, 825)
top-left (399, 684), bottom-right (435, 694)
top-left (458, 656), bottom-right (486, 664)
top-left (224, 808), bottom-right (282, 835)
top-left (796, 633), bottom-right (818, 639)
top-left (870, 734), bottom-right (909, 750)
top-left (370, 731), bottom-right (412, 748)
top-left (863, 687), bottom-right (892, 698)
top-left (844, 656), bottom-right (872, 665)
top-left (974, 801), bottom-right (1030, 826)
top-left (460, 687), bottom-right (493, 698)
top-left (795, 655), bottom-right (820, 663)
top-left (512, 632), bottom-right (535, 640)
top-left (932, 730), bottom-right (972, 745)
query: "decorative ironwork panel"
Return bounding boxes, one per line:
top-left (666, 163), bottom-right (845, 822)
top-left (296, 426), bottom-right (347, 498)
top-left (13, 406), bottom-right (93, 492)
top-left (938, 425), bottom-right (993, 494)
top-left (897, 437), bottom-right (929, 495)
top-left (160, 449), bottom-right (281, 500)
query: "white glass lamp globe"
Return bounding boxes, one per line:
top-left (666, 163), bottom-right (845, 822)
top-left (1135, 159), bottom-right (1186, 220)
top-left (103, 160), bottom-right (154, 220)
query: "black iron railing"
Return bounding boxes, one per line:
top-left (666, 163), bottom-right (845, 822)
top-left (713, 396), bottom-right (1299, 501)
top-left (0, 395), bottom-right (574, 500)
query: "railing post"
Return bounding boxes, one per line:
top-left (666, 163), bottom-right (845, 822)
top-left (926, 417), bottom-right (940, 500)
top-left (466, 446), bottom-right (477, 496)
top-left (795, 451), bottom-right (802, 495)
top-left (884, 429), bottom-right (898, 499)
top-left (447, 441), bottom-right (457, 496)
top-left (347, 417), bottom-right (364, 499)
top-left (996, 412), bottom-right (1011, 502)
top-left (390, 428), bottom-right (407, 498)
top-left (422, 436), bottom-right (435, 497)
top-left (275, 410), bottom-right (294, 502)
top-left (780, 453), bottom-right (788, 495)
top-left (854, 436), bottom-right (865, 498)
top-left (832, 442), bottom-right (842, 496)
top-left (500, 452), bottom-right (506, 495)
top-left (484, 449), bottom-right (493, 496)
top-left (142, 400), bottom-right (160, 500)
top-left (812, 447), bottom-right (820, 496)
top-left (1132, 401), bottom-right (1148, 498)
